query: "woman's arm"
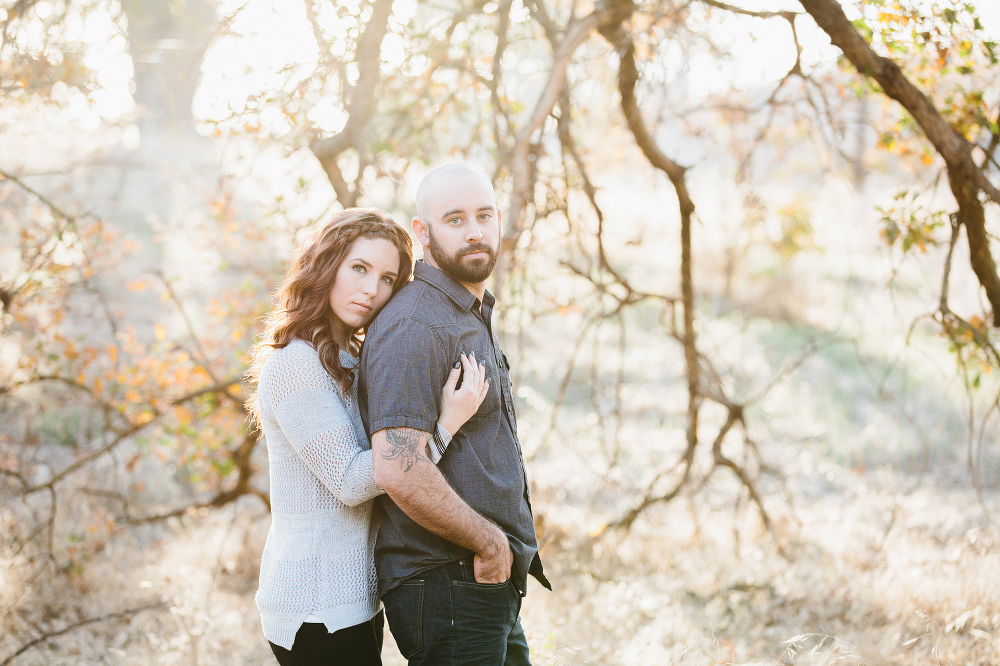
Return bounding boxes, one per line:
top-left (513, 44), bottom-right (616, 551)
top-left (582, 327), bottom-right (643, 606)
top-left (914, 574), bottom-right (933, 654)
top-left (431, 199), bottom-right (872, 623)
top-left (430, 352), bottom-right (489, 461)
top-left (268, 346), bottom-right (381, 507)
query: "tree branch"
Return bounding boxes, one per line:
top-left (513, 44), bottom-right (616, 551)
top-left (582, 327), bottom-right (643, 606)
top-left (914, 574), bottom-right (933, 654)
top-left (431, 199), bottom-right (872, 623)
top-left (699, 0), bottom-right (799, 21)
top-left (598, 0), bottom-right (700, 469)
top-left (798, 0), bottom-right (1000, 324)
top-left (497, 4), bottom-right (613, 288)
top-left (308, 0), bottom-right (396, 207)
top-left (0, 602), bottom-right (165, 666)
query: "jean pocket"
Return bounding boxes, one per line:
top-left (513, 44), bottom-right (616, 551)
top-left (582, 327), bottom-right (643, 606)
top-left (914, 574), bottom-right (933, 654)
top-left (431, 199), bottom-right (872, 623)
top-left (455, 576), bottom-right (511, 590)
top-left (450, 578), bottom-right (517, 655)
top-left (383, 580), bottom-right (424, 658)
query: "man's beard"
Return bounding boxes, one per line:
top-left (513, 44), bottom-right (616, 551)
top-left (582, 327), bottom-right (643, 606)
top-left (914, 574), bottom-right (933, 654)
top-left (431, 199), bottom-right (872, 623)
top-left (427, 228), bottom-right (498, 284)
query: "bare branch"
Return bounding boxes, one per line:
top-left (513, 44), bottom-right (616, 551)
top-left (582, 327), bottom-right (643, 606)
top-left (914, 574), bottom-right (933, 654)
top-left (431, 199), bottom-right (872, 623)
top-left (0, 602), bottom-right (165, 666)
top-left (0, 168), bottom-right (85, 225)
top-left (303, 0), bottom-right (341, 75)
top-left (699, 0), bottom-right (799, 21)
top-left (16, 375), bottom-right (244, 497)
top-left (498, 4), bottom-right (613, 285)
top-left (122, 426), bottom-right (266, 524)
top-left (597, 0), bottom-right (701, 469)
top-left (309, 0), bottom-right (396, 207)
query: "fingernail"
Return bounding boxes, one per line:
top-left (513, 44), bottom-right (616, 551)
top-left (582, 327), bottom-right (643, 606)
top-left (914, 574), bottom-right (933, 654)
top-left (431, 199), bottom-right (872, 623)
top-left (454, 361), bottom-right (461, 368)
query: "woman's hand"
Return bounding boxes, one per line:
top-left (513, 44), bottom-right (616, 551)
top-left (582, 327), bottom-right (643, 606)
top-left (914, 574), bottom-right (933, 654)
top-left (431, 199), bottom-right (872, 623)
top-left (438, 352), bottom-right (490, 437)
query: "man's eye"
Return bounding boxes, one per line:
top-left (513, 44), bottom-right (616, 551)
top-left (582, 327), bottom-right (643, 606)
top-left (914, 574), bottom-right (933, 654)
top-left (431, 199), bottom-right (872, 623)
top-left (479, 213), bottom-right (492, 221)
top-left (449, 217), bottom-right (462, 224)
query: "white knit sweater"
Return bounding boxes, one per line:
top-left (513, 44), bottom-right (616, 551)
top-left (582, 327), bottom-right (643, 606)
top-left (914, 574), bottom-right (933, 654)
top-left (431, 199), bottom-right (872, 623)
top-left (254, 339), bottom-right (382, 650)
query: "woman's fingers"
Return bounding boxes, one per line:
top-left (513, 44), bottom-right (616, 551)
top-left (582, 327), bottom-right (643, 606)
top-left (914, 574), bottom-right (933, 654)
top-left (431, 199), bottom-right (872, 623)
top-left (472, 361), bottom-right (486, 392)
top-left (443, 356), bottom-right (463, 394)
top-left (460, 352), bottom-right (476, 390)
top-left (456, 353), bottom-right (489, 398)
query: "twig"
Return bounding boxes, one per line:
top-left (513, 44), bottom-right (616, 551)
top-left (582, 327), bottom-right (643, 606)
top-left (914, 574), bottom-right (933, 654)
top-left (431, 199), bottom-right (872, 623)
top-left (0, 602), bottom-right (165, 666)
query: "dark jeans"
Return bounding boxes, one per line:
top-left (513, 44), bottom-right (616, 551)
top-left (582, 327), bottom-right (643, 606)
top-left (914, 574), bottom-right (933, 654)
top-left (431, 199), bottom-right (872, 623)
top-left (381, 557), bottom-right (530, 665)
top-left (268, 611), bottom-right (384, 666)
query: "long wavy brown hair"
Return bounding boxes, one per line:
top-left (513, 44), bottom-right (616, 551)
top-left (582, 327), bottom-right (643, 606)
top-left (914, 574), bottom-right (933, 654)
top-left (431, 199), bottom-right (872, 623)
top-left (244, 208), bottom-right (413, 426)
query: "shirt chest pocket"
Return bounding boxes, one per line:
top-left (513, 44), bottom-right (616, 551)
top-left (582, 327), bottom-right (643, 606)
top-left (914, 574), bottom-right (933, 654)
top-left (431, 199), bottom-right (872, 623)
top-left (465, 346), bottom-right (502, 419)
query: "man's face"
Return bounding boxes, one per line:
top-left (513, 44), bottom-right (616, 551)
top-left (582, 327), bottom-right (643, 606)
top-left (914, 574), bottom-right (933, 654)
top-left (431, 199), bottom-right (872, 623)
top-left (426, 222), bottom-right (498, 284)
top-left (420, 173), bottom-right (501, 285)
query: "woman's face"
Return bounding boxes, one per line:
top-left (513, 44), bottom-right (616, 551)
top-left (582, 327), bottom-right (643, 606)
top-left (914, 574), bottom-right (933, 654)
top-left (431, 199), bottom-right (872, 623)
top-left (328, 236), bottom-right (401, 337)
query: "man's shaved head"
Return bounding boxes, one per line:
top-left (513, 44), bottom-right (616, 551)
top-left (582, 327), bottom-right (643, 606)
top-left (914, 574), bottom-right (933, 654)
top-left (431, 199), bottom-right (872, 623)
top-left (411, 163), bottom-right (501, 292)
top-left (415, 163), bottom-right (496, 223)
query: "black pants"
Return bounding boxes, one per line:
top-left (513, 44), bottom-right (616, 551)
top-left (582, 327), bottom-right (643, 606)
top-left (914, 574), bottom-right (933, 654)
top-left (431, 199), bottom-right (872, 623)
top-left (269, 611), bottom-right (384, 666)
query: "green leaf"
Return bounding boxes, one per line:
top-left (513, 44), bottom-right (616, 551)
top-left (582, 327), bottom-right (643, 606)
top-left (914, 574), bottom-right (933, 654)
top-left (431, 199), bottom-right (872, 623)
top-left (851, 18), bottom-right (875, 42)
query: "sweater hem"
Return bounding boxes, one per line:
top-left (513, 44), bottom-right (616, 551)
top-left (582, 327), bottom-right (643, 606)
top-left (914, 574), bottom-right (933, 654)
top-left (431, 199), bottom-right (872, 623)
top-left (259, 598), bottom-right (380, 651)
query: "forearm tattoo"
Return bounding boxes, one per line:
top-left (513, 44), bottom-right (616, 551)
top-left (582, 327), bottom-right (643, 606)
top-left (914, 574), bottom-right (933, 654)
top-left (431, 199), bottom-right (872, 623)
top-left (381, 428), bottom-right (429, 473)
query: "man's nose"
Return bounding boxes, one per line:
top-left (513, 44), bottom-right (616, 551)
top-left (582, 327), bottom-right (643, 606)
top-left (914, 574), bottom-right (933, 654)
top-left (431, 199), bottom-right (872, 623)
top-left (465, 220), bottom-right (483, 242)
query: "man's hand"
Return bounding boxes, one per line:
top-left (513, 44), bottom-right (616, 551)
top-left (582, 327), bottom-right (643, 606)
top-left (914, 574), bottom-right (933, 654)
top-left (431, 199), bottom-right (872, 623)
top-left (373, 426), bottom-right (513, 578)
top-left (473, 531), bottom-right (513, 584)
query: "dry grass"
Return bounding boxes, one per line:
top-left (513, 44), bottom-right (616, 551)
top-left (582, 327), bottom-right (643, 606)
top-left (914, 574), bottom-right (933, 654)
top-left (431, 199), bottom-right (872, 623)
top-left (2, 458), bottom-right (998, 665)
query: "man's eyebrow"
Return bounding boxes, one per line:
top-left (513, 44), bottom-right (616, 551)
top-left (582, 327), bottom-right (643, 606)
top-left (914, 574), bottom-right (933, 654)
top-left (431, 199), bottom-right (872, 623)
top-left (440, 206), bottom-right (495, 219)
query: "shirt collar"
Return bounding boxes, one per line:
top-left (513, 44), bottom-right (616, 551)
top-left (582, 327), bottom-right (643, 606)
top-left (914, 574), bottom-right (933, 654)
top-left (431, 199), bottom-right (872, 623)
top-left (413, 260), bottom-right (495, 314)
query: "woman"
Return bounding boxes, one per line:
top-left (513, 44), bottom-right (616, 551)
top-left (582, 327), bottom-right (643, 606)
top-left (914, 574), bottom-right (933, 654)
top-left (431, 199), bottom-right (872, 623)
top-left (245, 208), bottom-right (489, 665)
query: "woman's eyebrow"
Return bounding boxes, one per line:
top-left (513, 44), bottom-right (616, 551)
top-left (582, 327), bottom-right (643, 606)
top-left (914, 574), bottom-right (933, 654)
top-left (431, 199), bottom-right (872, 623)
top-left (350, 257), bottom-right (397, 277)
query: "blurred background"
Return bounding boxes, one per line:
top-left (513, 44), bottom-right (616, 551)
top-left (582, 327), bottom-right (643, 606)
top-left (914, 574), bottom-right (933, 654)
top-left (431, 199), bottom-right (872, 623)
top-left (2, 0), bottom-right (1000, 663)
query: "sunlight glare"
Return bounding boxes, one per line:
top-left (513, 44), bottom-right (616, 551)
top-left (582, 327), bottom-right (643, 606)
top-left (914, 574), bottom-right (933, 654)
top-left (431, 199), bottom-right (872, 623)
top-left (33, 0), bottom-right (52, 20)
top-left (682, 2), bottom-right (838, 100)
top-left (194, 0), bottom-right (318, 130)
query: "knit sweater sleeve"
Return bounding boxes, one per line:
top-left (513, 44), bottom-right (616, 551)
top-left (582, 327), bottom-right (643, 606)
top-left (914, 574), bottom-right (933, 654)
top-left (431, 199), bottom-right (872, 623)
top-left (266, 342), bottom-right (382, 507)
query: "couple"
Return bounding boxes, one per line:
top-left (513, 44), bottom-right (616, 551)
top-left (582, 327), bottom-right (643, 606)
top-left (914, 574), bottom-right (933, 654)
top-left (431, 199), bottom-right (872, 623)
top-left (246, 163), bottom-right (550, 665)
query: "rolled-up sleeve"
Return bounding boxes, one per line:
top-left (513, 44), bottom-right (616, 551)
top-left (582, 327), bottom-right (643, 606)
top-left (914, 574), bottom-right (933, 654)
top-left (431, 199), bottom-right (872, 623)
top-left (363, 317), bottom-right (448, 436)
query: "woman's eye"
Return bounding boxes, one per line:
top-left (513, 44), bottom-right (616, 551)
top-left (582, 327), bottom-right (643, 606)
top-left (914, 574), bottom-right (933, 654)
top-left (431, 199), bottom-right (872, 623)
top-left (381, 276), bottom-right (394, 285)
top-left (353, 265), bottom-right (366, 273)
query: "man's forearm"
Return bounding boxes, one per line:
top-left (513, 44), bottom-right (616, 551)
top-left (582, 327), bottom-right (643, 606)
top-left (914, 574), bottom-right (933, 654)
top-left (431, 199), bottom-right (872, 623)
top-left (372, 427), bottom-right (505, 556)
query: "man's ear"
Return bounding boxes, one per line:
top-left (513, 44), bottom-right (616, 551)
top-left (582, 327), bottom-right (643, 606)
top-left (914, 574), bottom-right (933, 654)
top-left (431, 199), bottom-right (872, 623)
top-left (412, 216), bottom-right (430, 248)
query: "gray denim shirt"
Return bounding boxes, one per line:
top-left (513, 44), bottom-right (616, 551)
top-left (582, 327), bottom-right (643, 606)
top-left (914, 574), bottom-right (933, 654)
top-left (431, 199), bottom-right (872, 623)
top-left (359, 260), bottom-right (550, 597)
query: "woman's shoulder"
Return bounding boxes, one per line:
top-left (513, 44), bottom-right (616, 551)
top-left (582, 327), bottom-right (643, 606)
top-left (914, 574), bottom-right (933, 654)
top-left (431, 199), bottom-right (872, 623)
top-left (279, 338), bottom-right (317, 356)
top-left (260, 339), bottom-right (323, 381)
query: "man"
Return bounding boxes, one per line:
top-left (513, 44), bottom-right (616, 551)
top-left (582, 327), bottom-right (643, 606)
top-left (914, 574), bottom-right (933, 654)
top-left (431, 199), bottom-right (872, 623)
top-left (359, 163), bottom-right (550, 665)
